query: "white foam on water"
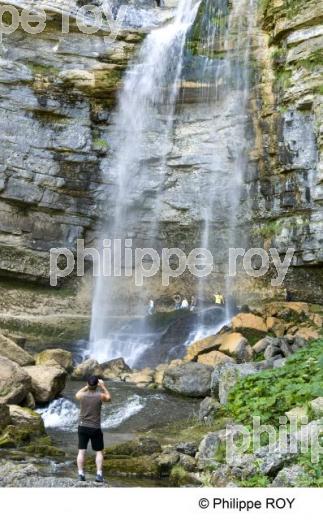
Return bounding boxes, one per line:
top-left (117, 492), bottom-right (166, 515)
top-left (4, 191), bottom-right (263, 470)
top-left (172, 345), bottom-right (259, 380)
top-left (101, 395), bottom-right (145, 429)
top-left (36, 398), bottom-right (79, 431)
top-left (37, 395), bottom-right (146, 432)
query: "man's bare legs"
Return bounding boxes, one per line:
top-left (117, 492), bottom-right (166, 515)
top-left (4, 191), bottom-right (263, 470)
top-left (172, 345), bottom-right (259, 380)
top-left (96, 451), bottom-right (103, 475)
top-left (77, 449), bottom-right (86, 476)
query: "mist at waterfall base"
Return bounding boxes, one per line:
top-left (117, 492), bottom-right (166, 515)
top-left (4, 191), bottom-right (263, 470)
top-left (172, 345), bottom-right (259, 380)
top-left (88, 0), bottom-right (256, 369)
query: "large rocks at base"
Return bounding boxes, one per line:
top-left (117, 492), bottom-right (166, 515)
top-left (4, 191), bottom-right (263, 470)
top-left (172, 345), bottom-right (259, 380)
top-left (99, 357), bottom-right (131, 380)
top-left (156, 451), bottom-right (180, 477)
top-left (212, 363), bottom-right (262, 404)
top-left (198, 396), bottom-right (221, 423)
top-left (293, 327), bottom-right (319, 340)
top-left (124, 368), bottom-right (154, 387)
top-left (0, 356), bottom-right (31, 405)
top-left (154, 364), bottom-right (168, 386)
top-left (104, 437), bottom-right (162, 457)
top-left (72, 359), bottom-right (103, 380)
top-left (35, 349), bottom-right (73, 372)
top-left (184, 335), bottom-right (223, 361)
top-left (0, 461), bottom-right (39, 487)
top-left (231, 313), bottom-right (267, 344)
top-left (163, 362), bottom-right (213, 397)
top-left (231, 313), bottom-right (267, 332)
top-left (24, 366), bottom-right (67, 403)
top-left (0, 404), bottom-right (10, 431)
top-left (218, 333), bottom-right (253, 363)
top-left (197, 350), bottom-right (235, 366)
top-left (271, 465), bottom-right (307, 487)
top-left (175, 442), bottom-right (198, 457)
top-left (266, 317), bottom-right (287, 337)
top-left (197, 427), bottom-right (240, 469)
top-left (8, 405), bottom-right (45, 435)
top-left (0, 334), bottom-right (34, 366)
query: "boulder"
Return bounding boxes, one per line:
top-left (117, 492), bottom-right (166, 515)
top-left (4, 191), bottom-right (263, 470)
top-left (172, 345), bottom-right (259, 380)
top-left (178, 453), bottom-right (197, 472)
top-left (264, 302), bottom-right (310, 319)
top-left (184, 334), bottom-right (223, 361)
top-left (218, 333), bottom-right (253, 363)
top-left (293, 327), bottom-right (319, 340)
top-left (0, 404), bottom-right (10, 432)
top-left (163, 362), bottom-right (213, 397)
top-left (253, 336), bottom-right (274, 354)
top-left (197, 431), bottom-right (226, 468)
top-left (0, 334), bottom-right (34, 367)
top-left (24, 366), bottom-right (67, 403)
top-left (156, 451), bottom-right (180, 477)
top-left (231, 313), bottom-right (267, 333)
top-left (0, 356), bottom-right (31, 405)
top-left (198, 396), bottom-right (221, 423)
top-left (210, 360), bottom-right (236, 397)
top-left (285, 406), bottom-right (308, 424)
top-left (154, 364), bottom-right (168, 386)
top-left (197, 350), bottom-right (235, 366)
top-left (310, 397), bottom-right (323, 417)
top-left (264, 344), bottom-right (281, 360)
top-left (214, 363), bottom-right (261, 404)
top-left (124, 369), bottom-right (154, 386)
top-left (35, 349), bottom-right (73, 372)
top-left (266, 317), bottom-right (286, 337)
top-left (310, 313), bottom-right (323, 328)
top-left (175, 441), bottom-right (198, 457)
top-left (72, 359), bottom-right (103, 380)
top-left (271, 465), bottom-right (307, 487)
top-left (100, 357), bottom-right (131, 380)
top-left (105, 437), bottom-right (162, 457)
top-left (8, 405), bottom-right (45, 435)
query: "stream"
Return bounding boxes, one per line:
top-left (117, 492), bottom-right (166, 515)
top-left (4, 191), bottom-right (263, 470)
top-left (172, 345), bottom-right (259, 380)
top-left (35, 380), bottom-right (201, 486)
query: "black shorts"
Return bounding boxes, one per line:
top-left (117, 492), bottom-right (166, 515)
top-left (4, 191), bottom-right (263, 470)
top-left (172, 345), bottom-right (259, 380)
top-left (78, 426), bottom-right (104, 451)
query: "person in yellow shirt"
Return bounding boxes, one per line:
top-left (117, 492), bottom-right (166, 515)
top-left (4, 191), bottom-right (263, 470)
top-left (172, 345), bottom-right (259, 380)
top-left (214, 293), bottom-right (225, 305)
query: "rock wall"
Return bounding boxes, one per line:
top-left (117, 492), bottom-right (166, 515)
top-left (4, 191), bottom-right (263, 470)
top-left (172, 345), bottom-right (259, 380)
top-left (0, 0), bottom-right (322, 304)
top-left (0, 0), bottom-right (156, 282)
top-left (249, 0), bottom-right (323, 302)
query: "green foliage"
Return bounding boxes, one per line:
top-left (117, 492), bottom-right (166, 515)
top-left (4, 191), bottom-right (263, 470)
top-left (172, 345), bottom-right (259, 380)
top-left (226, 340), bottom-right (323, 426)
top-left (239, 474), bottom-right (270, 487)
top-left (296, 448), bottom-right (323, 487)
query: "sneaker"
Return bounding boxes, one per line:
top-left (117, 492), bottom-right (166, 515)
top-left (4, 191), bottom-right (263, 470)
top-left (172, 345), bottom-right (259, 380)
top-left (95, 474), bottom-right (104, 483)
top-left (78, 474), bottom-right (86, 482)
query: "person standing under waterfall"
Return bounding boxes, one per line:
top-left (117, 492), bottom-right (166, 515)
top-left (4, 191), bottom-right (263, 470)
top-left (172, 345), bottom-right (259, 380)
top-left (75, 376), bottom-right (111, 483)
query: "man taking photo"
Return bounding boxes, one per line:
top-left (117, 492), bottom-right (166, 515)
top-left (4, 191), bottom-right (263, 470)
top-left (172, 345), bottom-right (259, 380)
top-left (75, 376), bottom-right (111, 483)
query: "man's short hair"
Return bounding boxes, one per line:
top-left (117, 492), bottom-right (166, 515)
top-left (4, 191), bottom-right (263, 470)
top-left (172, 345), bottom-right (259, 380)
top-left (87, 375), bottom-right (99, 388)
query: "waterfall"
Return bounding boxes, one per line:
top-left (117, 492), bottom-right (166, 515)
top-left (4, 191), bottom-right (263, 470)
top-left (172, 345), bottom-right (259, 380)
top-left (90, 0), bottom-right (201, 364)
top-left (189, 0), bottom-right (256, 327)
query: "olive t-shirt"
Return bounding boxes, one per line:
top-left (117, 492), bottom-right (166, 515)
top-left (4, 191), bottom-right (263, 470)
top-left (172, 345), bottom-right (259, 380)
top-left (79, 390), bottom-right (102, 429)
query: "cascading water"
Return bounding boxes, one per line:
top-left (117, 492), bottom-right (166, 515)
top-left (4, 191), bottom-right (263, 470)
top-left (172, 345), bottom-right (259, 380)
top-left (185, 0), bottom-right (256, 334)
top-left (90, 0), bottom-right (201, 365)
top-left (89, 0), bottom-right (257, 366)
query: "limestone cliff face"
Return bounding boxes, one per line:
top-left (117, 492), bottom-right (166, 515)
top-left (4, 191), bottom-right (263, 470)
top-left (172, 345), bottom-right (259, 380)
top-left (0, 0), bottom-right (322, 303)
top-left (249, 0), bottom-right (323, 302)
top-left (0, 0), bottom-right (154, 281)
